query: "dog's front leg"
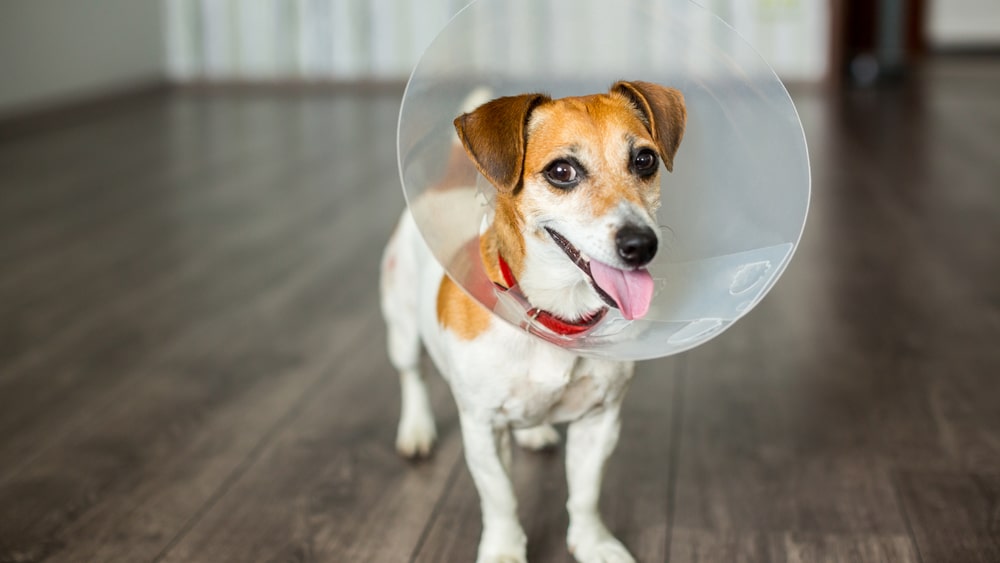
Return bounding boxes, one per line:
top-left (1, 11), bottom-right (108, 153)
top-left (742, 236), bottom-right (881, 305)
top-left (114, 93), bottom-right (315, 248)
top-left (565, 402), bottom-right (635, 563)
top-left (460, 411), bottom-right (526, 563)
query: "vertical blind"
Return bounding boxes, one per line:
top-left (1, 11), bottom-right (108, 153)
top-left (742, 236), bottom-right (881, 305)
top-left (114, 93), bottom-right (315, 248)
top-left (164, 0), bottom-right (829, 83)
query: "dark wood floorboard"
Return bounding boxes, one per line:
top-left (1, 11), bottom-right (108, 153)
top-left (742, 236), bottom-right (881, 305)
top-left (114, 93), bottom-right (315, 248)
top-left (1, 58), bottom-right (998, 562)
top-left (894, 470), bottom-right (1000, 563)
top-left (666, 60), bottom-right (1000, 562)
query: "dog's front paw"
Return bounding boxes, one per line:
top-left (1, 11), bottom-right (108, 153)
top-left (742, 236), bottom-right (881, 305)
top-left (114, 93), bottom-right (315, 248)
top-left (514, 424), bottom-right (560, 451)
top-left (477, 524), bottom-right (527, 563)
top-left (395, 407), bottom-right (436, 458)
top-left (568, 521), bottom-right (634, 563)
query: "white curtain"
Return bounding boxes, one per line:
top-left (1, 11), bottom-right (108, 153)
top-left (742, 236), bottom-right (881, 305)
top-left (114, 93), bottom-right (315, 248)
top-left (163, 0), bottom-right (829, 83)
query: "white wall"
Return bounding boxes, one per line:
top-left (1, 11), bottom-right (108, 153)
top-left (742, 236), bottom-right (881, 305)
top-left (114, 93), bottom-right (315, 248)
top-left (704, 0), bottom-right (829, 83)
top-left (164, 0), bottom-right (829, 84)
top-left (0, 0), bottom-right (164, 117)
top-left (929, 0), bottom-right (1000, 47)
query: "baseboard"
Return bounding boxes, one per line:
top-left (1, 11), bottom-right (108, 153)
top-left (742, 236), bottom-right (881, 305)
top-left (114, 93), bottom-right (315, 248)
top-left (930, 44), bottom-right (1000, 57)
top-left (170, 78), bottom-right (408, 96)
top-left (0, 79), bottom-right (169, 143)
top-left (0, 78), bottom-right (413, 143)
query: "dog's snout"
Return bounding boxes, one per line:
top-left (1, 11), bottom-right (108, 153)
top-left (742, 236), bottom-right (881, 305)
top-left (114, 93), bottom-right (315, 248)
top-left (616, 225), bottom-right (658, 267)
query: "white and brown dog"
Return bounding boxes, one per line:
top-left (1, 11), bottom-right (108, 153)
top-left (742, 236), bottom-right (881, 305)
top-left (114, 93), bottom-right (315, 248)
top-left (381, 81), bottom-right (686, 562)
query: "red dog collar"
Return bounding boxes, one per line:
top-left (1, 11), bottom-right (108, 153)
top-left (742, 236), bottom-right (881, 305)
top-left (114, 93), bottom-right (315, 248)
top-left (496, 254), bottom-right (607, 336)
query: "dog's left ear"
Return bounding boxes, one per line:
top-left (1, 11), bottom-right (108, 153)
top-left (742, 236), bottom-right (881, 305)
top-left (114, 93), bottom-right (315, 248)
top-left (612, 81), bottom-right (687, 172)
top-left (454, 93), bottom-right (551, 194)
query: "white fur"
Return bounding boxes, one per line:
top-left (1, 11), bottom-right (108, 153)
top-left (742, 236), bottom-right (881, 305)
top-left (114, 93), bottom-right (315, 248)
top-left (517, 194), bottom-right (659, 321)
top-left (519, 233), bottom-right (603, 320)
top-left (513, 424), bottom-right (560, 450)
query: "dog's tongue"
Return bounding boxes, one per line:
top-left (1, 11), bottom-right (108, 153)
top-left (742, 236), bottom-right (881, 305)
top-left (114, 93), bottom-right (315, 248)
top-left (589, 260), bottom-right (655, 320)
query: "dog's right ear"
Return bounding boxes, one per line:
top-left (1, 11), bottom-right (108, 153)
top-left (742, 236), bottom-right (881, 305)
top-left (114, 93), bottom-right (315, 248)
top-left (454, 93), bottom-right (550, 194)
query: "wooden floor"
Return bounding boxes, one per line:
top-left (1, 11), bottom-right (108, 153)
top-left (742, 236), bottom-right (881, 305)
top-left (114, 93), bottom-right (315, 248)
top-left (1, 58), bottom-right (998, 563)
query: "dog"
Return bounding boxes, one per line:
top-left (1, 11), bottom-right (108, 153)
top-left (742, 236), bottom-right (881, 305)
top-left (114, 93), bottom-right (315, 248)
top-left (381, 81), bottom-right (686, 563)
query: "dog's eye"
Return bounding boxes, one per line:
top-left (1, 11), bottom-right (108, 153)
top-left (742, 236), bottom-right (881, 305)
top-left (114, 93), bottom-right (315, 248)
top-left (544, 160), bottom-right (581, 189)
top-left (633, 148), bottom-right (658, 174)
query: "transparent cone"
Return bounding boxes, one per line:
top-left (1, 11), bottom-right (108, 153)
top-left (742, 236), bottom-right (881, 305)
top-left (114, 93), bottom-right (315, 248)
top-left (397, 0), bottom-right (810, 360)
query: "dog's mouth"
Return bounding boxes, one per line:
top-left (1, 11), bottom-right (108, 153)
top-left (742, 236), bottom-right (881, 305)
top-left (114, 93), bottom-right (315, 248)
top-left (544, 227), bottom-right (655, 321)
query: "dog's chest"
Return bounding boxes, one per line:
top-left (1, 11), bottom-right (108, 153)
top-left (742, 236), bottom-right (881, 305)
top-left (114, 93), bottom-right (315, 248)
top-left (505, 359), bottom-right (623, 427)
top-left (442, 327), bottom-right (632, 427)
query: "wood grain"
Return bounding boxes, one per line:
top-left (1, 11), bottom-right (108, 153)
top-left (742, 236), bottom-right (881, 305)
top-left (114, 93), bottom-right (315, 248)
top-left (0, 58), bottom-right (999, 562)
top-left (894, 470), bottom-right (1000, 563)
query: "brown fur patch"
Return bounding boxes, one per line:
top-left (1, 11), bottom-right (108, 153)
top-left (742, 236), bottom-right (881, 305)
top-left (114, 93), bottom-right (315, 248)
top-left (479, 197), bottom-right (527, 285)
top-left (454, 93), bottom-right (551, 193)
top-left (437, 275), bottom-right (492, 340)
top-left (451, 83), bottom-right (686, 319)
top-left (523, 94), bottom-right (660, 218)
top-left (611, 81), bottom-right (687, 172)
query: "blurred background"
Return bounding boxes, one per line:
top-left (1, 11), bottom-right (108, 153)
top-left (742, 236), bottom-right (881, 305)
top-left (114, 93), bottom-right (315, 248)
top-left (0, 0), bottom-right (998, 115)
top-left (1, 1), bottom-right (998, 562)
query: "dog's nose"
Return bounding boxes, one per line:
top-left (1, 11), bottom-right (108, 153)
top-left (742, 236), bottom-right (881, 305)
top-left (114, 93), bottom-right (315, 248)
top-left (616, 225), bottom-right (658, 267)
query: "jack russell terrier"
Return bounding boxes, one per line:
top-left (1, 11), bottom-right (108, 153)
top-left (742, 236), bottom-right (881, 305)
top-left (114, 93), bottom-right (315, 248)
top-left (381, 81), bottom-right (686, 563)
